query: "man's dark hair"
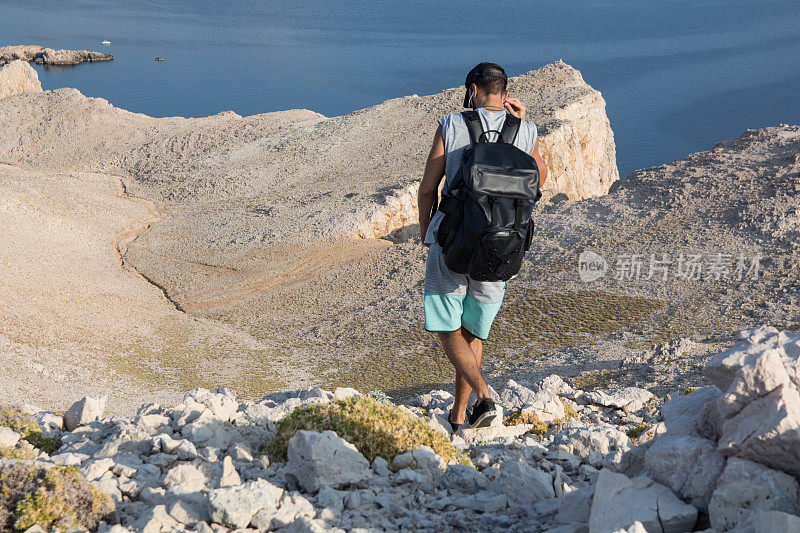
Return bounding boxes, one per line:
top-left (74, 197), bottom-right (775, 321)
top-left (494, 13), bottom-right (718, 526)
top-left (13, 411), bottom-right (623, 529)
top-left (474, 64), bottom-right (507, 94)
top-left (463, 62), bottom-right (508, 107)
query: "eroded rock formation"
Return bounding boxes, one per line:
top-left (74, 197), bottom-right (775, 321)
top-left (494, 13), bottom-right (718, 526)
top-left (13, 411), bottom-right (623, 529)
top-left (0, 59), bottom-right (42, 98)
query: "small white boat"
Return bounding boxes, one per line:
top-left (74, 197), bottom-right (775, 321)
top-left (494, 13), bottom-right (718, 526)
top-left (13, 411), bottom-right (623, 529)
top-left (101, 40), bottom-right (111, 45)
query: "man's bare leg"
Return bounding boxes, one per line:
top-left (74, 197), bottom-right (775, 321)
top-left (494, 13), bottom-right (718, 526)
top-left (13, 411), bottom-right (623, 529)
top-left (439, 328), bottom-right (488, 424)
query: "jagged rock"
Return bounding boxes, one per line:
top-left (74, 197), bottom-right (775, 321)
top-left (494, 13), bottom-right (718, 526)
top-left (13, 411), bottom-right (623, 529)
top-left (490, 461), bottom-right (555, 506)
top-left (745, 510), bottom-right (800, 532)
top-left (0, 426), bottom-right (20, 447)
top-left (716, 371), bottom-right (800, 476)
top-left (63, 395), bottom-right (107, 431)
top-left (708, 457), bottom-right (800, 531)
top-left (450, 491), bottom-right (508, 513)
top-left (286, 515), bottom-right (346, 533)
top-left (371, 456), bottom-right (391, 476)
top-left (391, 447), bottom-right (445, 472)
top-left (540, 374), bottom-right (576, 396)
top-left (129, 504), bottom-right (180, 533)
top-left (442, 463), bottom-right (489, 494)
top-left (643, 434), bottom-right (726, 510)
top-left (588, 469), bottom-right (697, 533)
top-left (583, 388), bottom-right (654, 413)
top-left (521, 389), bottom-right (567, 423)
top-left (0, 60), bottom-right (42, 99)
top-left (499, 379), bottom-right (539, 409)
top-left (703, 326), bottom-right (795, 391)
top-left (207, 479), bottom-right (284, 529)
top-left (219, 456), bottom-right (241, 487)
top-left (162, 463), bottom-right (207, 491)
top-left (551, 423), bottom-right (632, 459)
top-left (184, 388), bottom-right (238, 421)
top-left (253, 491), bottom-right (315, 529)
top-left (717, 347), bottom-right (792, 418)
top-left (287, 430), bottom-right (371, 492)
top-left (660, 386), bottom-right (722, 437)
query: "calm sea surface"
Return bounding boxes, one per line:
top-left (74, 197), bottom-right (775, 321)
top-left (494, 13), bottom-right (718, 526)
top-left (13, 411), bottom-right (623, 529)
top-left (3, 0), bottom-right (799, 177)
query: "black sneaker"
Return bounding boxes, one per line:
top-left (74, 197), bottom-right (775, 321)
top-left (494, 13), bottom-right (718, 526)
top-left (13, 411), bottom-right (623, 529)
top-left (468, 398), bottom-right (498, 428)
top-left (447, 410), bottom-right (464, 433)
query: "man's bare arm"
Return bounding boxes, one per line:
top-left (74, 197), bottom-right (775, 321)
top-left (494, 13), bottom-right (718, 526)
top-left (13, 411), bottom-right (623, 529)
top-left (531, 138), bottom-right (548, 188)
top-left (418, 124), bottom-right (446, 246)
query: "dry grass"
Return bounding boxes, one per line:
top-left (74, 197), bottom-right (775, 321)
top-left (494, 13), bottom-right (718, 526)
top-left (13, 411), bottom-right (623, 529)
top-left (503, 411), bottom-right (556, 436)
top-left (0, 464), bottom-right (114, 531)
top-left (265, 396), bottom-right (470, 468)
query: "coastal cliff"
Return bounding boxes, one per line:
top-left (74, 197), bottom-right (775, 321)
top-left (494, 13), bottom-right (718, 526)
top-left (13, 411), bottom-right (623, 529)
top-left (0, 60), bottom-right (42, 98)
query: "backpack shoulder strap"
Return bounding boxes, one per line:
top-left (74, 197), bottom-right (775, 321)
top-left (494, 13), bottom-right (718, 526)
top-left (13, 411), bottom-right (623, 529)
top-left (460, 111), bottom-right (485, 144)
top-left (500, 112), bottom-right (521, 144)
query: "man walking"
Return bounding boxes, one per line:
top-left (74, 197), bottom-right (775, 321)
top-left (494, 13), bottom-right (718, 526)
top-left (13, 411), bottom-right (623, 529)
top-left (417, 62), bottom-right (547, 429)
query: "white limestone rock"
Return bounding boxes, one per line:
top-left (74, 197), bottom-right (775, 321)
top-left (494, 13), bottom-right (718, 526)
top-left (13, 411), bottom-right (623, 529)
top-left (708, 457), bottom-right (800, 531)
top-left (207, 478), bottom-right (284, 529)
top-left (287, 430), bottom-right (371, 492)
top-left (588, 469), bottom-right (697, 533)
top-left (643, 434), bottom-right (726, 510)
top-left (660, 386), bottom-right (722, 437)
top-left (0, 60), bottom-right (42, 99)
top-left (490, 461), bottom-right (555, 506)
top-left (0, 427), bottom-right (20, 447)
top-left (63, 395), bottom-right (107, 431)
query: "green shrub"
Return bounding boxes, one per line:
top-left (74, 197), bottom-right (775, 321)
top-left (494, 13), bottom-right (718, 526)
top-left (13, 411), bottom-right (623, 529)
top-left (0, 464), bottom-right (114, 531)
top-left (0, 407), bottom-right (61, 455)
top-left (265, 397), bottom-right (469, 468)
top-left (625, 422), bottom-right (652, 442)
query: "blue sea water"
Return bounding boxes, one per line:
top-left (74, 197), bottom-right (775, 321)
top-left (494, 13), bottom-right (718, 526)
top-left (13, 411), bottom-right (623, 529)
top-left (2, 0), bottom-right (799, 177)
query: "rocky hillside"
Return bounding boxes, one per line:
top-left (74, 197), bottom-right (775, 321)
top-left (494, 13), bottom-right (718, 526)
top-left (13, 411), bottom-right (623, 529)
top-left (2, 326), bottom-right (799, 532)
top-left (0, 59), bottom-right (797, 413)
top-left (0, 61), bottom-right (624, 409)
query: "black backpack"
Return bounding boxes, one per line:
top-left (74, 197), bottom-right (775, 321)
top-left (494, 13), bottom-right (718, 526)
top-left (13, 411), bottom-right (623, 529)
top-left (435, 110), bottom-right (541, 282)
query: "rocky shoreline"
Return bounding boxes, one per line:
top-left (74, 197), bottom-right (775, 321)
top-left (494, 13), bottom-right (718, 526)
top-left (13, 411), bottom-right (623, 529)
top-left (0, 45), bottom-right (113, 66)
top-left (2, 326), bottom-right (799, 532)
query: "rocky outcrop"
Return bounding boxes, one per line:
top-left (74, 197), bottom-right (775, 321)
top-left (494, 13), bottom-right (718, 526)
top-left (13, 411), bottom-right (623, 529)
top-left (0, 44), bottom-right (113, 65)
top-left (351, 60), bottom-right (619, 239)
top-left (0, 59), bottom-right (42, 98)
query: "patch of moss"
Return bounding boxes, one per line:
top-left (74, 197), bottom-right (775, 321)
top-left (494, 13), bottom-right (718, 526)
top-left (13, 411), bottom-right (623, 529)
top-left (0, 408), bottom-right (61, 455)
top-left (625, 422), bottom-right (652, 442)
top-left (265, 397), bottom-right (469, 468)
top-left (0, 464), bottom-right (114, 531)
top-left (682, 387), bottom-right (701, 395)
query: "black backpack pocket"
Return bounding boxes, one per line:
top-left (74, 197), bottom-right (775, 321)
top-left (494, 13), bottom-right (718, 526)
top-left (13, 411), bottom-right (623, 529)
top-left (435, 194), bottom-right (463, 253)
top-left (469, 226), bottom-right (526, 281)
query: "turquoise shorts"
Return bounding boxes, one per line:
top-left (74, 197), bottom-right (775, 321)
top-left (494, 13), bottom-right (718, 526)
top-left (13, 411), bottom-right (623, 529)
top-left (423, 243), bottom-right (506, 340)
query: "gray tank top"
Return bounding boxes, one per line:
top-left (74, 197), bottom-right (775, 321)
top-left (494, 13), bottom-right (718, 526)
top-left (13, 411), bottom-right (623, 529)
top-left (423, 108), bottom-right (538, 245)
